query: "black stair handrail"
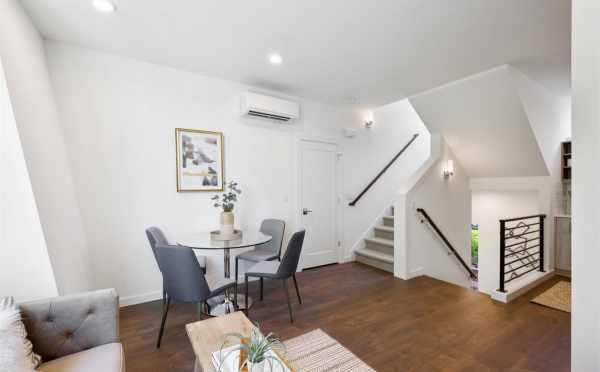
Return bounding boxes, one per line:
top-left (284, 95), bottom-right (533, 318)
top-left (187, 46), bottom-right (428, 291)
top-left (416, 208), bottom-right (477, 280)
top-left (348, 133), bottom-right (419, 206)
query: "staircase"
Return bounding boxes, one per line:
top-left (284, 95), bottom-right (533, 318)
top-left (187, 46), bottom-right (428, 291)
top-left (355, 212), bottom-right (394, 273)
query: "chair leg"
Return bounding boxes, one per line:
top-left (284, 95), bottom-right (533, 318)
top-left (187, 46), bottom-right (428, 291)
top-left (234, 257), bottom-right (241, 309)
top-left (204, 302), bottom-right (210, 315)
top-left (162, 281), bottom-right (166, 307)
top-left (235, 256), bottom-right (239, 284)
top-left (233, 282), bottom-right (238, 309)
top-left (260, 277), bottom-right (264, 301)
top-left (292, 274), bottom-right (302, 304)
top-left (245, 275), bottom-right (250, 317)
top-left (282, 279), bottom-right (293, 323)
top-left (197, 303), bottom-right (204, 320)
top-left (156, 297), bottom-right (171, 349)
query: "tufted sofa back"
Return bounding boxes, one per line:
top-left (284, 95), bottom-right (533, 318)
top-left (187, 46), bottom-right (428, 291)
top-left (19, 288), bottom-right (119, 361)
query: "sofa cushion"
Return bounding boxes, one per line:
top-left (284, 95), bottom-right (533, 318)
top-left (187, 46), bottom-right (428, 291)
top-left (0, 297), bottom-right (41, 372)
top-left (19, 289), bottom-right (119, 361)
top-left (37, 343), bottom-right (124, 372)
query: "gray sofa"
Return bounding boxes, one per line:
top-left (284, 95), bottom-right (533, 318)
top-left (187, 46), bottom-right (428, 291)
top-left (19, 288), bottom-right (124, 372)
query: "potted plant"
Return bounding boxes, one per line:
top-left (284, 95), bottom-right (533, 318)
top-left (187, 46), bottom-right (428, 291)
top-left (211, 181), bottom-right (242, 236)
top-left (217, 327), bottom-right (286, 372)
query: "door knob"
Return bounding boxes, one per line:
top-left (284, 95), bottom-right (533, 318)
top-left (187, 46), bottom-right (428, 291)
top-left (302, 208), bottom-right (313, 215)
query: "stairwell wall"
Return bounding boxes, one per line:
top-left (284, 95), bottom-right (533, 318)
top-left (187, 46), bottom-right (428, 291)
top-left (342, 99), bottom-right (430, 258)
top-left (471, 189), bottom-right (541, 295)
top-left (395, 136), bottom-right (472, 288)
top-left (0, 0), bottom-right (93, 295)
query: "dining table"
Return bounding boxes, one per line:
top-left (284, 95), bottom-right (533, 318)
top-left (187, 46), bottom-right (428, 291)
top-left (177, 230), bottom-right (272, 316)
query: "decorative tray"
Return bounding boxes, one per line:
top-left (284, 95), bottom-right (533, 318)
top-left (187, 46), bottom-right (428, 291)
top-left (210, 230), bottom-right (243, 241)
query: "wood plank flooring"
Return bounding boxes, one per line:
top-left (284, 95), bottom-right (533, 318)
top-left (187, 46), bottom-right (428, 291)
top-left (119, 263), bottom-right (570, 371)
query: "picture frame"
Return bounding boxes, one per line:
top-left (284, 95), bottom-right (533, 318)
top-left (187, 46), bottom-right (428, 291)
top-left (175, 128), bottom-right (224, 192)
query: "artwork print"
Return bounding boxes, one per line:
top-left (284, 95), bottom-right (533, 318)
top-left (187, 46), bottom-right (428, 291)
top-left (176, 128), bottom-right (224, 192)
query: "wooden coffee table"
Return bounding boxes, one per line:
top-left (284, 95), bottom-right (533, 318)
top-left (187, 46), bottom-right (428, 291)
top-left (186, 311), bottom-right (255, 372)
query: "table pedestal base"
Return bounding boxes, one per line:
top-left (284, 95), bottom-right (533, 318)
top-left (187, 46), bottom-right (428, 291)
top-left (209, 294), bottom-right (253, 316)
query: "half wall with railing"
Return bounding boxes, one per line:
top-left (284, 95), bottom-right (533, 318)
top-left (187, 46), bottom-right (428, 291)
top-left (498, 214), bottom-right (546, 292)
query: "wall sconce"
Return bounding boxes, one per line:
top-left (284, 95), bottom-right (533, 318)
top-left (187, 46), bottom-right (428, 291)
top-left (364, 120), bottom-right (374, 129)
top-left (443, 159), bottom-right (454, 179)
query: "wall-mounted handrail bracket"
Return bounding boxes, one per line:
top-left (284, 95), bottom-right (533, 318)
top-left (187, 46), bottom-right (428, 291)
top-left (416, 208), bottom-right (477, 280)
top-left (348, 133), bottom-right (419, 206)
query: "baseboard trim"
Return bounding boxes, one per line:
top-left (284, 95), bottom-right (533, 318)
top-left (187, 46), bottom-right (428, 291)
top-left (120, 290), bottom-right (162, 307)
top-left (119, 277), bottom-right (259, 308)
top-left (407, 267), bottom-right (425, 279)
top-left (340, 254), bottom-right (354, 263)
top-left (491, 270), bottom-right (555, 303)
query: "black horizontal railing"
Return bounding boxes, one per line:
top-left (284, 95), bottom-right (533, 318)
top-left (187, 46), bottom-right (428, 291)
top-left (348, 133), bottom-right (419, 206)
top-left (498, 214), bottom-right (546, 293)
top-left (416, 208), bottom-right (477, 280)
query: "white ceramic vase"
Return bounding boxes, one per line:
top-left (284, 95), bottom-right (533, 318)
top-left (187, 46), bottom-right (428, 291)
top-left (220, 211), bottom-right (234, 236)
top-left (247, 360), bottom-right (265, 372)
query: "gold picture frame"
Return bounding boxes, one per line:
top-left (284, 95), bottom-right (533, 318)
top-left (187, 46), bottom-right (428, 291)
top-left (175, 128), bottom-right (224, 192)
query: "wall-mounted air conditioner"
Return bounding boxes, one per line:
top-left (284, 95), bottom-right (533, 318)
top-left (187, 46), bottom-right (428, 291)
top-left (241, 92), bottom-right (300, 122)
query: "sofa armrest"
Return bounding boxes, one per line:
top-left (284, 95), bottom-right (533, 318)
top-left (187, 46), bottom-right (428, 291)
top-left (19, 288), bottom-right (119, 362)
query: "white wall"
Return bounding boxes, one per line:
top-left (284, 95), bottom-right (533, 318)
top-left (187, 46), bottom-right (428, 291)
top-left (470, 176), bottom-right (554, 276)
top-left (45, 42), bottom-right (362, 304)
top-left (396, 137), bottom-right (472, 288)
top-left (0, 0), bottom-right (92, 295)
top-left (511, 66), bottom-right (571, 215)
top-left (572, 1), bottom-right (600, 370)
top-left (512, 67), bottom-right (571, 179)
top-left (0, 57), bottom-right (58, 302)
top-left (471, 190), bottom-right (540, 294)
top-left (409, 66), bottom-right (549, 178)
top-left (341, 99), bottom-right (430, 257)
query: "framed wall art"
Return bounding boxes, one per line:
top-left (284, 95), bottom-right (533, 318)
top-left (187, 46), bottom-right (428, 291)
top-left (175, 128), bottom-right (224, 192)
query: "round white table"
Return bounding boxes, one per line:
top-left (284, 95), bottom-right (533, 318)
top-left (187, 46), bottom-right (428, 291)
top-left (177, 231), bottom-right (272, 315)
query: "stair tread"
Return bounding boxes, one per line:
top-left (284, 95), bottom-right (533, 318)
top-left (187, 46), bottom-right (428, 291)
top-left (374, 225), bottom-right (394, 232)
top-left (365, 237), bottom-right (394, 247)
top-left (355, 248), bottom-right (394, 263)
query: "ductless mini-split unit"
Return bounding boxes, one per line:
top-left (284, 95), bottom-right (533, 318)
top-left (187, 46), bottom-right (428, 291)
top-left (241, 92), bottom-right (300, 122)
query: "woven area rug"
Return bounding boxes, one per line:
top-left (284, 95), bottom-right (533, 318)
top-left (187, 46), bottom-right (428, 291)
top-left (531, 281), bottom-right (571, 313)
top-left (283, 329), bottom-right (374, 372)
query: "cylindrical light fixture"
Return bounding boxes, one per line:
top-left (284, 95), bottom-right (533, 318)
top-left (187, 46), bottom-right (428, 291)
top-left (443, 159), bottom-right (454, 178)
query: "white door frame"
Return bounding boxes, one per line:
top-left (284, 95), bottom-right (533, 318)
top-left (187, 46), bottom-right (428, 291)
top-left (295, 137), bottom-right (343, 268)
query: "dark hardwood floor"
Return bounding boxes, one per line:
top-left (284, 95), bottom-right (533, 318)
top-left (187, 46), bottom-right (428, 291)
top-left (120, 263), bottom-right (570, 372)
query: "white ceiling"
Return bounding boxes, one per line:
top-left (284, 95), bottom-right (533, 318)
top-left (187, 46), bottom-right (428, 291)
top-left (409, 66), bottom-right (549, 178)
top-left (20, 0), bottom-right (571, 106)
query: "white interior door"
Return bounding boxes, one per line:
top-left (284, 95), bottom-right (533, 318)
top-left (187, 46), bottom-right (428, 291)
top-left (299, 140), bottom-right (338, 269)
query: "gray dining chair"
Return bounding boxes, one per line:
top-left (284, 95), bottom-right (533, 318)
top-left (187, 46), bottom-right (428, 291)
top-left (245, 230), bottom-right (305, 323)
top-left (234, 219), bottom-right (285, 300)
top-left (154, 244), bottom-right (236, 348)
top-left (146, 227), bottom-right (207, 306)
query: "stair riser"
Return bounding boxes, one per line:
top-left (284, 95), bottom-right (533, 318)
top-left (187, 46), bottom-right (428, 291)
top-left (383, 217), bottom-right (394, 227)
top-left (365, 241), bottom-right (394, 254)
top-left (374, 229), bottom-right (394, 240)
top-left (356, 254), bottom-right (393, 273)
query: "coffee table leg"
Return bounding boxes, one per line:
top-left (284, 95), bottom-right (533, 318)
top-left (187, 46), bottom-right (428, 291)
top-left (193, 357), bottom-right (203, 372)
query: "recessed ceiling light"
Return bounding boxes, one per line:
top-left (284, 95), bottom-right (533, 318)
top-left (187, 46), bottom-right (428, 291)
top-left (93, 0), bottom-right (116, 13)
top-left (268, 53), bottom-right (282, 65)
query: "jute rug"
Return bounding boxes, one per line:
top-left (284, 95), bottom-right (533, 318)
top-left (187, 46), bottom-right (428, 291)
top-left (531, 280), bottom-right (571, 313)
top-left (283, 329), bottom-right (375, 372)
